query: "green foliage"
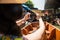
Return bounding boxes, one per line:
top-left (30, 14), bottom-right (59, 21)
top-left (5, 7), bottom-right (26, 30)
top-left (24, 0), bottom-right (34, 8)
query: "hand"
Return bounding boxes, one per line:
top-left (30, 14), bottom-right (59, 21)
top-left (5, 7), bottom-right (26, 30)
top-left (16, 12), bottom-right (30, 26)
top-left (24, 12), bottom-right (30, 21)
top-left (36, 13), bottom-right (40, 20)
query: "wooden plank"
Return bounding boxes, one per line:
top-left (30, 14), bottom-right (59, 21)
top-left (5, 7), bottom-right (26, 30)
top-left (56, 29), bottom-right (60, 40)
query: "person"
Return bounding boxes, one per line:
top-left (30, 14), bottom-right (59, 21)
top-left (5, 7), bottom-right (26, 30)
top-left (0, 0), bottom-right (30, 39)
top-left (56, 18), bottom-right (60, 26)
top-left (0, 0), bottom-right (46, 40)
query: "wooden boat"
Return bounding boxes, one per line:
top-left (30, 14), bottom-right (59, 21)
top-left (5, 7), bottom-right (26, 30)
top-left (21, 22), bottom-right (60, 40)
top-left (21, 22), bottom-right (39, 35)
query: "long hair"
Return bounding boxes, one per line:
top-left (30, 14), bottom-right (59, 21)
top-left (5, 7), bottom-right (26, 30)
top-left (0, 4), bottom-right (23, 36)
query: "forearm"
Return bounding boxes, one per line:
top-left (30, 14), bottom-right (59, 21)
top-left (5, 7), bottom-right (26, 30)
top-left (24, 18), bottom-right (45, 40)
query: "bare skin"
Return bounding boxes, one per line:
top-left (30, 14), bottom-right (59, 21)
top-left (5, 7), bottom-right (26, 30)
top-left (16, 12), bottom-right (30, 26)
top-left (23, 17), bottom-right (45, 40)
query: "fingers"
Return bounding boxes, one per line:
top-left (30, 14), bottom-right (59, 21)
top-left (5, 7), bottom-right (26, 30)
top-left (24, 12), bottom-right (31, 21)
top-left (36, 13), bottom-right (40, 20)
